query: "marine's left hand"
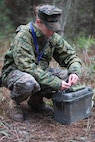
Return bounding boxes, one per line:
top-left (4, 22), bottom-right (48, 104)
top-left (68, 74), bottom-right (79, 85)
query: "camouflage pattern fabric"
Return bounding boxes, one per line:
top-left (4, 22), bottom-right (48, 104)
top-left (1, 21), bottom-right (82, 92)
top-left (6, 68), bottom-right (68, 102)
top-left (7, 70), bottom-right (40, 102)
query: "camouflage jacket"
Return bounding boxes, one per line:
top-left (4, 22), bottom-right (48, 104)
top-left (1, 21), bottom-right (82, 90)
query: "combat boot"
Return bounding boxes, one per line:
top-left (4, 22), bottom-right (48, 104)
top-left (9, 100), bottom-right (24, 122)
top-left (28, 95), bottom-right (53, 113)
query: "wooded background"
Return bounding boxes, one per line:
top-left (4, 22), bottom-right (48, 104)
top-left (0, 0), bottom-right (95, 39)
top-left (1, 2), bottom-right (95, 141)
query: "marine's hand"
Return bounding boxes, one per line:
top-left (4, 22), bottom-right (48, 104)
top-left (68, 74), bottom-right (79, 85)
top-left (61, 80), bottom-right (71, 90)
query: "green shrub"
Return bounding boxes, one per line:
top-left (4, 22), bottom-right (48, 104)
top-left (75, 34), bottom-right (95, 50)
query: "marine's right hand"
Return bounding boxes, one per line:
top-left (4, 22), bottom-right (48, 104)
top-left (61, 80), bottom-right (71, 90)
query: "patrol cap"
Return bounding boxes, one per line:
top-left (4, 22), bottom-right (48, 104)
top-left (38, 5), bottom-right (62, 32)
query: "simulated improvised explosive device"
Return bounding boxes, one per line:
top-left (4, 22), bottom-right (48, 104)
top-left (52, 85), bottom-right (93, 125)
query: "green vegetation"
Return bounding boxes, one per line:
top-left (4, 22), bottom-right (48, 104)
top-left (75, 34), bottom-right (95, 50)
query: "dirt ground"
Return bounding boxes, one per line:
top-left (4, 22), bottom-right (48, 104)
top-left (0, 46), bottom-right (95, 142)
top-left (0, 88), bottom-right (95, 142)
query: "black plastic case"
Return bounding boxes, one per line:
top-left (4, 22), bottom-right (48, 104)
top-left (52, 87), bottom-right (93, 125)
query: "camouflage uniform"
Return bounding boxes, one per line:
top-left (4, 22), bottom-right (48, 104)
top-left (1, 5), bottom-right (82, 122)
top-left (1, 21), bottom-right (82, 101)
top-left (1, 6), bottom-right (82, 103)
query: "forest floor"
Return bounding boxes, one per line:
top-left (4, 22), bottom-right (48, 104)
top-left (0, 44), bottom-right (95, 142)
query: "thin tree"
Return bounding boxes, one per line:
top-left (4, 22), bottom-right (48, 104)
top-left (61, 0), bottom-right (72, 36)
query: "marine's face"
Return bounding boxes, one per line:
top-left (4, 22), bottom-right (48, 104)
top-left (40, 22), bottom-right (54, 37)
top-left (36, 19), bottom-right (54, 38)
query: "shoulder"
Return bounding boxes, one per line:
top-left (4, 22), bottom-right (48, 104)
top-left (50, 33), bottom-right (76, 52)
top-left (50, 32), bottom-right (64, 45)
top-left (15, 23), bottom-right (32, 41)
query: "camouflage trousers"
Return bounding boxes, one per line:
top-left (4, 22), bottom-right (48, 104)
top-left (6, 69), bottom-right (68, 103)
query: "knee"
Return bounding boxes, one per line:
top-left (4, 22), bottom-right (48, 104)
top-left (24, 81), bottom-right (36, 94)
top-left (25, 81), bottom-right (34, 91)
top-left (17, 80), bottom-right (40, 95)
top-left (25, 80), bottom-right (40, 93)
top-left (11, 80), bottom-right (40, 103)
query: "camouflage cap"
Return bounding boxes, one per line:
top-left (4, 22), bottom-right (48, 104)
top-left (38, 5), bottom-right (62, 32)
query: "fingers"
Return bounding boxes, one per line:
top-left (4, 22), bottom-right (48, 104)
top-left (61, 80), bottom-right (71, 90)
top-left (68, 74), bottom-right (79, 85)
top-left (61, 74), bottom-right (79, 90)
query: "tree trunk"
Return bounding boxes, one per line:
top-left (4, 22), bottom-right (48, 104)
top-left (61, 0), bottom-right (72, 36)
